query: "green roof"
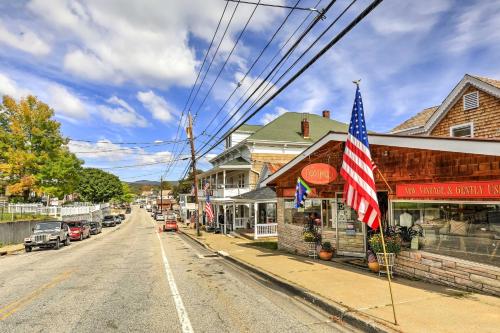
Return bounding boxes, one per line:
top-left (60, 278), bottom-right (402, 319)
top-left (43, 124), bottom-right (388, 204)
top-left (247, 112), bottom-right (349, 142)
top-left (237, 124), bottom-right (262, 133)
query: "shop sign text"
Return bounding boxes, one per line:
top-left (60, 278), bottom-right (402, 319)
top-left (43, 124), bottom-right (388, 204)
top-left (301, 163), bottom-right (337, 185)
top-left (396, 180), bottom-right (500, 199)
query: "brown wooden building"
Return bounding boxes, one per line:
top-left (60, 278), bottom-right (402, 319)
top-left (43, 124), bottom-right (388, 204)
top-left (391, 74), bottom-right (500, 138)
top-left (263, 132), bottom-right (500, 295)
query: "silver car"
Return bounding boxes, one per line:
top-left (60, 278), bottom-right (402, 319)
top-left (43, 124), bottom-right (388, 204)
top-left (24, 221), bottom-right (70, 252)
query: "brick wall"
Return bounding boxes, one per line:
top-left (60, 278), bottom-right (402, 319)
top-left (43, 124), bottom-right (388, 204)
top-left (251, 153), bottom-right (297, 178)
top-left (395, 250), bottom-right (500, 296)
top-left (431, 86), bottom-right (500, 138)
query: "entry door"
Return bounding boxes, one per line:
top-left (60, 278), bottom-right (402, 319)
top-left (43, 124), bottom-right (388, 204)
top-left (334, 194), bottom-right (366, 257)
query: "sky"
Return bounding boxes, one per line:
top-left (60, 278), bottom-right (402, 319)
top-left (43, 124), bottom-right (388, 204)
top-left (1, 0), bottom-right (499, 182)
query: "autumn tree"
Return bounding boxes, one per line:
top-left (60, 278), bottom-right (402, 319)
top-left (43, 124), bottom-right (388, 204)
top-left (0, 95), bottom-right (83, 200)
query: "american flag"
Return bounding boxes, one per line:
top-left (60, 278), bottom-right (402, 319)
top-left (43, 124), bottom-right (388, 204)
top-left (205, 195), bottom-right (214, 223)
top-left (203, 180), bottom-right (210, 191)
top-left (340, 84), bottom-right (380, 229)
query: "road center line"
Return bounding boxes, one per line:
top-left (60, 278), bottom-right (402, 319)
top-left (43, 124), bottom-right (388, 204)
top-left (154, 225), bottom-right (194, 333)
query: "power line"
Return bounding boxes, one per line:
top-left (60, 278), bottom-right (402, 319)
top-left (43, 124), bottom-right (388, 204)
top-left (198, 0), bottom-right (304, 138)
top-left (196, 0), bottom-right (383, 161)
top-left (224, 0), bottom-right (321, 12)
top-left (100, 157), bottom-right (190, 170)
top-left (68, 138), bottom-right (188, 145)
top-left (192, 0), bottom-right (261, 120)
top-left (195, 0), bottom-right (337, 156)
top-left (163, 1), bottom-right (240, 180)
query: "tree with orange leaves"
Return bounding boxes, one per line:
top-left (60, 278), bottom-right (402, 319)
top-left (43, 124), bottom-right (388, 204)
top-left (0, 95), bottom-right (82, 201)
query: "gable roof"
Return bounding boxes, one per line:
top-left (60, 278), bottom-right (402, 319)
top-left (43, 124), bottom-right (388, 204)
top-left (219, 157), bottom-right (251, 167)
top-left (247, 112), bottom-right (349, 143)
top-left (390, 74), bottom-right (500, 135)
top-left (231, 186), bottom-right (276, 201)
top-left (262, 131), bottom-right (500, 186)
top-left (391, 106), bottom-right (438, 133)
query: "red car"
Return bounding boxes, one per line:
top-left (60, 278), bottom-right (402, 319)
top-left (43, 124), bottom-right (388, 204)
top-left (163, 213), bottom-right (178, 232)
top-left (67, 221), bottom-right (91, 241)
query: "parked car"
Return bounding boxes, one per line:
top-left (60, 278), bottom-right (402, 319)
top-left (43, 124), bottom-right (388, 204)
top-left (89, 221), bottom-right (102, 235)
top-left (163, 213), bottom-right (178, 232)
top-left (118, 213), bottom-right (126, 221)
top-left (114, 215), bottom-right (122, 224)
top-left (156, 213), bottom-right (165, 221)
top-left (102, 215), bottom-right (117, 227)
top-left (24, 221), bottom-right (70, 252)
top-left (67, 221), bottom-right (91, 241)
top-left (125, 207), bottom-right (131, 214)
top-left (139, 204), bottom-right (144, 208)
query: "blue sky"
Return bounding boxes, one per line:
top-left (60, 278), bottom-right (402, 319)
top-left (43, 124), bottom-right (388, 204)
top-left (1, 0), bottom-right (499, 181)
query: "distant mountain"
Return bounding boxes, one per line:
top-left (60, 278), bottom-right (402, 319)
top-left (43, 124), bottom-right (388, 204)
top-left (129, 180), bottom-right (161, 186)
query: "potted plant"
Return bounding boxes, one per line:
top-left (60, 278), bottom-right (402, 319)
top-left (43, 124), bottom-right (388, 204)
top-left (303, 231), bottom-right (315, 242)
top-left (368, 234), bottom-right (401, 276)
top-left (366, 249), bottom-right (379, 272)
top-left (319, 241), bottom-right (334, 260)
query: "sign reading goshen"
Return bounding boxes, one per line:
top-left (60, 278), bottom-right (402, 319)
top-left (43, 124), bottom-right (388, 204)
top-left (301, 163), bottom-right (337, 185)
top-left (396, 180), bottom-right (500, 199)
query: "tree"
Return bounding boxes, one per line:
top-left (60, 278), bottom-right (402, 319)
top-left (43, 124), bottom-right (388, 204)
top-left (77, 168), bottom-right (123, 203)
top-left (172, 169), bottom-right (203, 199)
top-left (111, 182), bottom-right (135, 204)
top-left (0, 95), bottom-right (83, 200)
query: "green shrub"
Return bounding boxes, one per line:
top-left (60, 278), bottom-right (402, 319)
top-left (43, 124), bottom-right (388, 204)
top-left (368, 234), bottom-right (401, 254)
top-left (321, 241), bottom-right (333, 251)
top-left (303, 231), bottom-right (315, 242)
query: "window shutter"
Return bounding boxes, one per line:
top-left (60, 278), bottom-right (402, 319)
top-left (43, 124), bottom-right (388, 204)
top-left (463, 91), bottom-right (479, 111)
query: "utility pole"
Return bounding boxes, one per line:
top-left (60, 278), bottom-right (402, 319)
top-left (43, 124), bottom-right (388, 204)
top-left (160, 176), bottom-right (163, 214)
top-left (186, 112), bottom-right (200, 236)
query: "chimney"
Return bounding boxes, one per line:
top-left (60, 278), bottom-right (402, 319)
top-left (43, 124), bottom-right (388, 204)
top-left (301, 114), bottom-right (310, 139)
top-left (322, 110), bottom-right (330, 119)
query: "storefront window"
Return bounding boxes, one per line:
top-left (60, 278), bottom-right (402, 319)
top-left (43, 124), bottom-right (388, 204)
top-left (392, 201), bottom-right (500, 266)
top-left (284, 199), bottom-right (322, 226)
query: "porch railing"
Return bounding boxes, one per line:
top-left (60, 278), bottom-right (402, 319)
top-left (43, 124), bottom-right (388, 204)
top-left (254, 223), bottom-right (278, 239)
top-left (234, 217), bottom-right (249, 229)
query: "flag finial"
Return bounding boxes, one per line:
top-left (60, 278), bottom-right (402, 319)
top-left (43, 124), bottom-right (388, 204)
top-left (352, 79), bottom-right (361, 86)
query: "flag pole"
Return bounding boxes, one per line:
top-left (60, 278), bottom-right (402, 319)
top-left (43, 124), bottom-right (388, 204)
top-left (376, 168), bottom-right (393, 194)
top-left (378, 218), bottom-right (398, 325)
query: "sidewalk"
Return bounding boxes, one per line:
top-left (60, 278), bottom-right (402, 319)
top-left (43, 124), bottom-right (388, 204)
top-left (181, 226), bottom-right (500, 333)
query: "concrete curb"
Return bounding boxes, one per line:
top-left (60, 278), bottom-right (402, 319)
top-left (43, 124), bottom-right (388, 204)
top-left (180, 229), bottom-right (401, 333)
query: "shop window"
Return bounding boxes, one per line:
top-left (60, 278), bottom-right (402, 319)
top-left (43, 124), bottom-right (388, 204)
top-left (284, 199), bottom-right (322, 226)
top-left (392, 201), bottom-right (500, 266)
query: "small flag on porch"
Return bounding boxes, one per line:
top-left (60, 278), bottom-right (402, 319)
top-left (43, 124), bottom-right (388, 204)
top-left (203, 180), bottom-right (210, 191)
top-left (294, 177), bottom-right (311, 208)
top-left (340, 84), bottom-right (381, 230)
top-left (190, 184), bottom-right (195, 196)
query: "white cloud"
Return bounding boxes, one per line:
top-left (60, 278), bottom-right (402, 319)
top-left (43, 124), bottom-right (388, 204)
top-left (99, 96), bottom-right (148, 127)
top-left (68, 139), bottom-right (135, 161)
top-left (0, 22), bottom-right (50, 56)
top-left (25, 0), bottom-right (286, 88)
top-left (0, 73), bottom-right (31, 99)
top-left (137, 90), bottom-right (176, 123)
top-left (260, 106), bottom-right (288, 124)
top-left (47, 84), bottom-right (89, 119)
top-left (369, 1), bottom-right (451, 35)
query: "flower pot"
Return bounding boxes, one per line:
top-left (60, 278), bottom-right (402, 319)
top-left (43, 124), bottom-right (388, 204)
top-left (368, 261), bottom-right (380, 272)
top-left (318, 250), bottom-right (333, 261)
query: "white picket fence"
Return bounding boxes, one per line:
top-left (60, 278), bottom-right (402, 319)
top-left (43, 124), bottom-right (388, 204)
top-left (254, 223), bottom-right (278, 240)
top-left (6, 203), bottom-right (109, 218)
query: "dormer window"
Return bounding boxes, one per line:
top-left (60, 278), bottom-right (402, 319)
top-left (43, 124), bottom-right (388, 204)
top-left (463, 91), bottom-right (479, 111)
top-left (450, 122), bottom-right (473, 138)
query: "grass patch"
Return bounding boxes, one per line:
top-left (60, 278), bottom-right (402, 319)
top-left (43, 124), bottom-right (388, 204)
top-left (248, 241), bottom-right (278, 251)
top-left (0, 213), bottom-right (52, 223)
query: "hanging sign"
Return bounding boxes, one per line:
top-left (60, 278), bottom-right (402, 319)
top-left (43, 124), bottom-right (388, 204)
top-left (396, 180), bottom-right (500, 199)
top-left (301, 163), bottom-right (337, 185)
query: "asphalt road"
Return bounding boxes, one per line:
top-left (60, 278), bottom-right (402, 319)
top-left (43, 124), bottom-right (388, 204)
top-left (0, 207), bottom-right (355, 333)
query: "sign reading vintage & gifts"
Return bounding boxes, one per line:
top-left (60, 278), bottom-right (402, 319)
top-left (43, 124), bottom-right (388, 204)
top-left (301, 163), bottom-right (337, 185)
top-left (396, 180), bottom-right (500, 199)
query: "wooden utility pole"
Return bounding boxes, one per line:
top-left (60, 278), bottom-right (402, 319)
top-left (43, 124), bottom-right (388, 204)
top-left (160, 176), bottom-right (163, 213)
top-left (186, 113), bottom-right (200, 236)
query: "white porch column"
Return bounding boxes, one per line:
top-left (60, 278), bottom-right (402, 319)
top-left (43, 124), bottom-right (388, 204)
top-left (254, 202), bottom-right (258, 239)
top-left (215, 172), bottom-right (218, 189)
top-left (223, 170), bottom-right (226, 189)
top-left (223, 204), bottom-right (227, 234)
top-left (232, 203), bottom-right (236, 229)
